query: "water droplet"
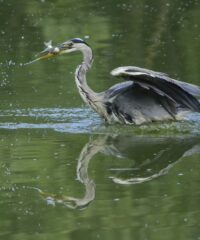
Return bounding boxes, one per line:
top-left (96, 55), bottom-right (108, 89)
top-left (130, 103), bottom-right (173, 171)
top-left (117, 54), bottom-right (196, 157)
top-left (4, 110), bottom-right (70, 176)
top-left (114, 198), bottom-right (120, 201)
top-left (178, 173), bottom-right (184, 176)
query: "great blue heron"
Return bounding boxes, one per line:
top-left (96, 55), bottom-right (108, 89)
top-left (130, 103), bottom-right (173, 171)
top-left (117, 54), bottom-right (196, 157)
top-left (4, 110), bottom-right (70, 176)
top-left (28, 38), bottom-right (200, 125)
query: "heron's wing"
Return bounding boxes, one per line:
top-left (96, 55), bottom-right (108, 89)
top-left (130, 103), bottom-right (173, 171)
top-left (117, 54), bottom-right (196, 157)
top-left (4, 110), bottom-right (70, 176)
top-left (111, 66), bottom-right (200, 112)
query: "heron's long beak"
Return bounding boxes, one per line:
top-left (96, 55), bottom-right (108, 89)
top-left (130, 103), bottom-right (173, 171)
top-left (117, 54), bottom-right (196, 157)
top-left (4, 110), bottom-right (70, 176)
top-left (24, 41), bottom-right (73, 66)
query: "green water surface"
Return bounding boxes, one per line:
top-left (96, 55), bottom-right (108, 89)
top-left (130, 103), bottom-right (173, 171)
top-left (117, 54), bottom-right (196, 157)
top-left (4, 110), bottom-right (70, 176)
top-left (0, 1), bottom-right (200, 239)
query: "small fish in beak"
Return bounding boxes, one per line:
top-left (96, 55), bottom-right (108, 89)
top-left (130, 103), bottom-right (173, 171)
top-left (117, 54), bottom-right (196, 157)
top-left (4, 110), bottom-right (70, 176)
top-left (24, 40), bottom-right (61, 65)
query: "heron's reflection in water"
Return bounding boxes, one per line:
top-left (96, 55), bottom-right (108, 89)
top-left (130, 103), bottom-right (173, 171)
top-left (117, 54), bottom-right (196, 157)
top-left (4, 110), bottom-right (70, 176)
top-left (37, 135), bottom-right (200, 209)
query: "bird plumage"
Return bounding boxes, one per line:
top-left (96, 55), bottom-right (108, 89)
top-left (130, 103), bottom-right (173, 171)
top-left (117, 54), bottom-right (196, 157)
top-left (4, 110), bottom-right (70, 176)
top-left (31, 38), bottom-right (200, 125)
top-left (105, 66), bottom-right (200, 124)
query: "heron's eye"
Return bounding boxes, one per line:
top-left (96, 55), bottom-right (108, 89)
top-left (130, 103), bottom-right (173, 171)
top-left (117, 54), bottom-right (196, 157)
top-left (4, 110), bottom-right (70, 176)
top-left (68, 42), bottom-right (73, 48)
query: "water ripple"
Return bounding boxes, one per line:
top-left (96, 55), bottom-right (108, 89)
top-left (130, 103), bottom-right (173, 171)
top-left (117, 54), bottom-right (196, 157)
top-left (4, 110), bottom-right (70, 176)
top-left (0, 107), bottom-right (200, 135)
top-left (0, 108), bottom-right (101, 133)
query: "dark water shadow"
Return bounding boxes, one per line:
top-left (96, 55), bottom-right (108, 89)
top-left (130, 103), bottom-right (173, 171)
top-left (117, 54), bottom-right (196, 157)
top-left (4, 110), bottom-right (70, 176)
top-left (34, 134), bottom-right (200, 210)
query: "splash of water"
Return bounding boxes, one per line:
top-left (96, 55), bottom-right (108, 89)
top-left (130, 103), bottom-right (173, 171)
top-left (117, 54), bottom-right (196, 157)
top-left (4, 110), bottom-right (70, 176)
top-left (0, 107), bottom-right (200, 136)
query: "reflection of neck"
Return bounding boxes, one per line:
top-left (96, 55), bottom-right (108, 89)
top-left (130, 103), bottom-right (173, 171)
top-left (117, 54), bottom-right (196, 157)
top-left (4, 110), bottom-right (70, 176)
top-left (74, 137), bottom-right (109, 208)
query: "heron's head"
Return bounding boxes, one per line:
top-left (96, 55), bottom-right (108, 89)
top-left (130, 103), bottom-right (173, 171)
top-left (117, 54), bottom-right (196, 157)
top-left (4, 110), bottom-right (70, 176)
top-left (25, 38), bottom-right (89, 65)
top-left (58, 38), bottom-right (89, 54)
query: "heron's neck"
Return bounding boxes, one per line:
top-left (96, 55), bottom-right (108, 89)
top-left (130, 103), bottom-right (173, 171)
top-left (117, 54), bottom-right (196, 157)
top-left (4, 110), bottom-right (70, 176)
top-left (75, 46), bottom-right (98, 107)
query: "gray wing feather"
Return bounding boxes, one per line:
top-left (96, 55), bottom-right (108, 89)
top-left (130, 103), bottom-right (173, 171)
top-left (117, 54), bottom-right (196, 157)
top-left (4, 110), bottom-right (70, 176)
top-left (111, 66), bottom-right (200, 112)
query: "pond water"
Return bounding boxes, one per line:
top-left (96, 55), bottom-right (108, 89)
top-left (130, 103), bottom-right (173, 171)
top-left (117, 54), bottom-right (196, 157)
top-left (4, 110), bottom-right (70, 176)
top-left (0, 0), bottom-right (200, 239)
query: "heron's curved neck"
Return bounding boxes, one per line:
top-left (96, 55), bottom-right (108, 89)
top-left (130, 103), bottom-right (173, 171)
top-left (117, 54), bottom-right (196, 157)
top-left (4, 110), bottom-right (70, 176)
top-left (75, 46), bottom-right (97, 106)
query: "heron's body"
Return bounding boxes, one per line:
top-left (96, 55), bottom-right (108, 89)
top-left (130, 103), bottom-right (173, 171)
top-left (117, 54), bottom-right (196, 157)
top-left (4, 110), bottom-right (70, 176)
top-left (32, 38), bottom-right (200, 125)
